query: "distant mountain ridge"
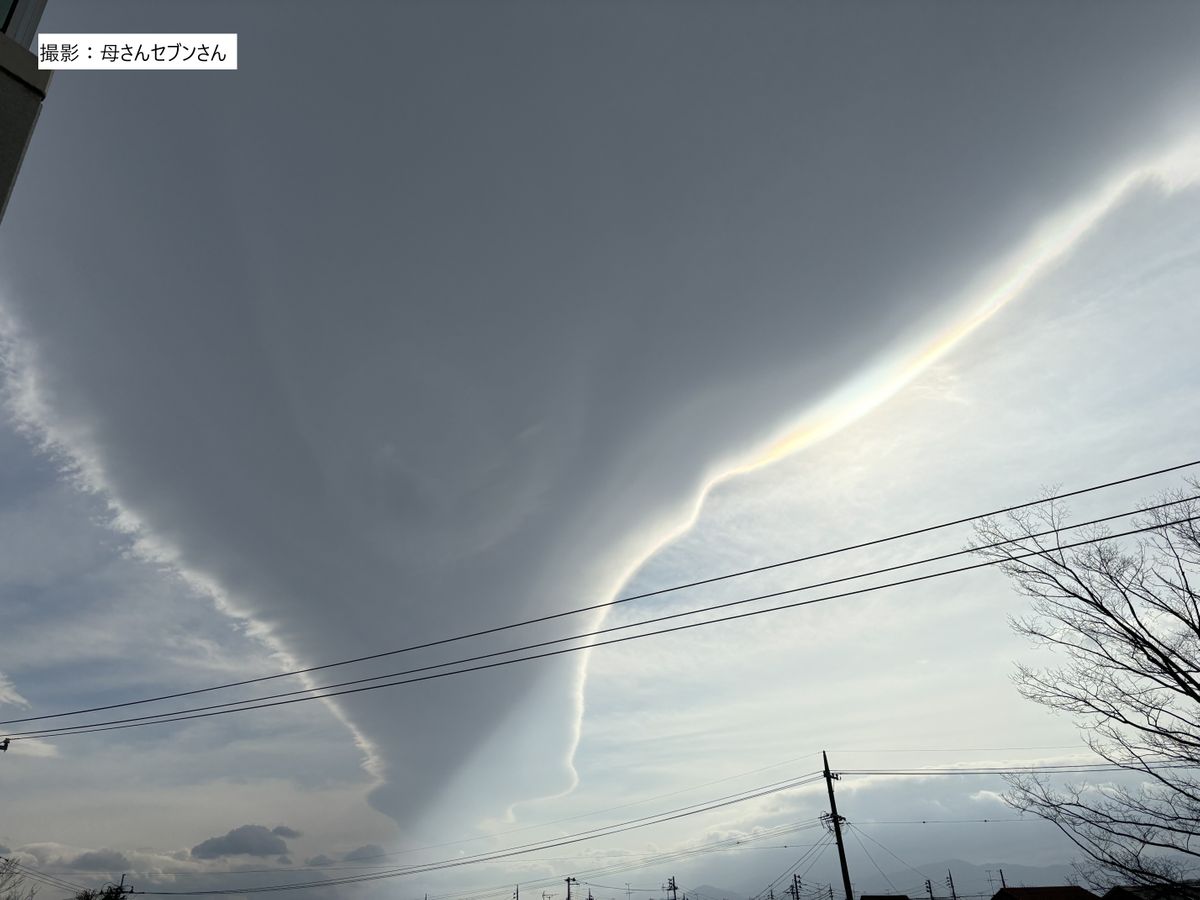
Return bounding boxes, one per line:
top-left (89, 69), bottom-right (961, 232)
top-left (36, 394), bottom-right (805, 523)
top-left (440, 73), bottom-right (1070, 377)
top-left (688, 859), bottom-right (1081, 900)
top-left (864, 859), bottom-right (1080, 900)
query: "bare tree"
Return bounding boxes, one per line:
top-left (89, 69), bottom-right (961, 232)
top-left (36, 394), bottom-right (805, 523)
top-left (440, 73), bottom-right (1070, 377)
top-left (973, 481), bottom-right (1200, 888)
top-left (72, 889), bottom-right (125, 900)
top-left (1, 859), bottom-right (37, 900)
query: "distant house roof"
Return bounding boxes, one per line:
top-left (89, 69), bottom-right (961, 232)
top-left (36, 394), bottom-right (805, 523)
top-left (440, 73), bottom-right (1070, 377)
top-left (991, 887), bottom-right (1101, 900)
top-left (861, 895), bottom-right (911, 900)
top-left (1104, 883), bottom-right (1200, 900)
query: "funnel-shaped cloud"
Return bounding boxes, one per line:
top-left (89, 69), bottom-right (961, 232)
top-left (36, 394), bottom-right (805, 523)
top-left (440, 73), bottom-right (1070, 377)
top-left (2, 1), bottom-right (1199, 838)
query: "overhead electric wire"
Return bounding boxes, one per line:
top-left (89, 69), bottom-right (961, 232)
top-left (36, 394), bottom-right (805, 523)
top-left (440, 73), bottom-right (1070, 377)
top-left (763, 837), bottom-right (834, 899)
top-left (243, 753), bottom-right (834, 869)
top-left (33, 815), bottom-right (825, 895)
top-left (312, 759), bottom-right (832, 867)
top-left (751, 835), bottom-right (834, 900)
top-left (9, 508), bottom-right (1196, 743)
top-left (571, 833), bottom-right (815, 883)
top-left (568, 825), bottom-right (825, 880)
top-left (829, 744), bottom-right (1084, 753)
top-left (418, 829), bottom-right (822, 900)
top-left (9, 860), bottom-right (88, 894)
top-left (844, 825), bottom-right (931, 885)
top-left (846, 825), bottom-right (900, 892)
top-left (133, 775), bottom-right (826, 895)
top-left (5, 456), bottom-right (1196, 731)
top-left (64, 830), bottom-right (819, 879)
top-left (24, 493), bottom-right (1178, 736)
top-left (840, 762), bottom-right (1190, 775)
top-left (851, 818), bottom-right (1029, 824)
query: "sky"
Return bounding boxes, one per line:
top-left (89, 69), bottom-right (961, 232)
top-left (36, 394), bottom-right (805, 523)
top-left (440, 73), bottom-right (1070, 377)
top-left (1, 3), bottom-right (1200, 900)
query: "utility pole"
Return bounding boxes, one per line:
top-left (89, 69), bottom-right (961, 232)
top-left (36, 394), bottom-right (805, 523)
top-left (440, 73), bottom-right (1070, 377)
top-left (668, 878), bottom-right (678, 900)
top-left (925, 880), bottom-right (934, 900)
top-left (514, 886), bottom-right (519, 900)
top-left (999, 871), bottom-right (1007, 889)
top-left (822, 752), bottom-right (854, 900)
top-left (789, 875), bottom-right (801, 900)
top-left (945, 872), bottom-right (957, 900)
top-left (567, 878), bottom-right (579, 900)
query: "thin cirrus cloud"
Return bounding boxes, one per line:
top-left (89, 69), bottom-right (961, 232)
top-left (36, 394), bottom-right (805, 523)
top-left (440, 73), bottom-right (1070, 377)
top-left (1, 0), bottom-right (1199, 843)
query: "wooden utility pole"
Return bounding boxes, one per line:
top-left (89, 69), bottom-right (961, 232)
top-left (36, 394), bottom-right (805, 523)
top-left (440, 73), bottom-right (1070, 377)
top-left (822, 752), bottom-right (854, 900)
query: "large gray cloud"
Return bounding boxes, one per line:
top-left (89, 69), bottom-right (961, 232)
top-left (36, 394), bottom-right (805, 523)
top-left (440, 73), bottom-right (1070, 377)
top-left (2, 0), bottom-right (1199, 841)
top-left (342, 845), bottom-right (385, 863)
top-left (191, 825), bottom-right (291, 860)
top-left (69, 850), bottom-right (131, 872)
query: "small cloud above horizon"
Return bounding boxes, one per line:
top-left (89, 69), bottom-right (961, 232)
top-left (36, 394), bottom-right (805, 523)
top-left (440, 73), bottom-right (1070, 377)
top-left (191, 825), bottom-right (294, 860)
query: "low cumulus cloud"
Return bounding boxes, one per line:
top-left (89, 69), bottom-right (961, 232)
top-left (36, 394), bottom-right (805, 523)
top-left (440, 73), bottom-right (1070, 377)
top-left (70, 850), bottom-right (131, 871)
top-left (304, 855), bottom-right (335, 867)
top-left (191, 825), bottom-right (292, 860)
top-left (270, 827), bottom-right (302, 839)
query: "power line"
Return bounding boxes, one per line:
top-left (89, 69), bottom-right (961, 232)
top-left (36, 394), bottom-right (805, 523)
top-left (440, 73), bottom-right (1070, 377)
top-left (414, 826), bottom-right (822, 900)
top-left (851, 819), bottom-right (1029, 824)
top-left (829, 745), bottom-right (1083, 753)
top-left (846, 826), bottom-right (898, 892)
top-left (9, 508), bottom-right (1195, 743)
top-left (8, 859), bottom-right (88, 894)
top-left (133, 776), bottom-right (827, 895)
top-left (63, 832), bottom-right (820, 879)
top-left (752, 836), bottom-right (835, 900)
top-left (228, 754), bottom-right (834, 868)
top-left (840, 762), bottom-right (1191, 776)
top-left (5, 457), bottom-right (1195, 730)
top-left (403, 830), bottom-right (816, 900)
top-left (843, 826), bottom-right (930, 885)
